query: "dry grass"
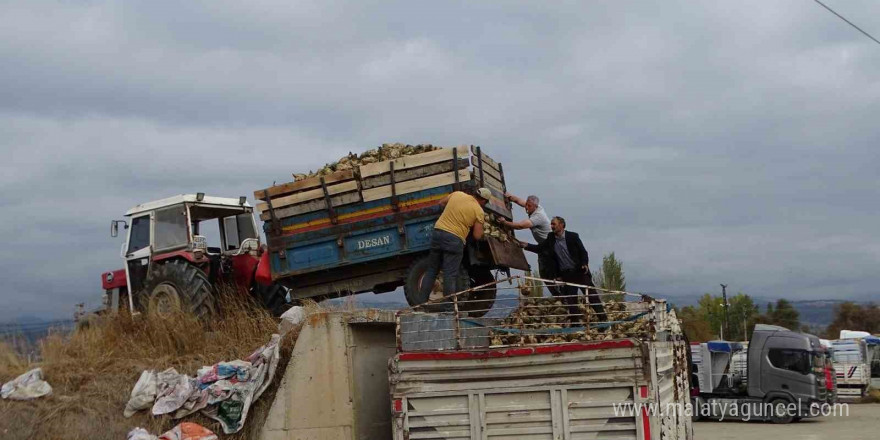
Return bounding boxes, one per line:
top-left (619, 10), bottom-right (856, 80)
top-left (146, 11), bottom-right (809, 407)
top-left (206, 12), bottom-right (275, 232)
top-left (0, 288), bottom-right (301, 440)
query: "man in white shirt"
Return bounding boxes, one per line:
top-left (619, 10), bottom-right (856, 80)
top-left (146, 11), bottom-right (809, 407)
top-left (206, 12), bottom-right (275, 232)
top-left (502, 193), bottom-right (555, 285)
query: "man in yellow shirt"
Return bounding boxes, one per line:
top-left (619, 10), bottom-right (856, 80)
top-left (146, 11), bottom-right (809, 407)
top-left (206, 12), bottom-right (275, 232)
top-left (420, 188), bottom-right (491, 302)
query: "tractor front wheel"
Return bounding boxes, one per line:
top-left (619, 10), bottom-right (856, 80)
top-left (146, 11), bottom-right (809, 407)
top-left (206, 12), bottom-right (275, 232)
top-left (138, 260), bottom-right (217, 321)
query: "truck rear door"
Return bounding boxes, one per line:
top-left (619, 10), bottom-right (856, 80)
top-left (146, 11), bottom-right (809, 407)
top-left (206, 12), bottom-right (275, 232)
top-left (399, 386), bottom-right (641, 440)
top-left (391, 342), bottom-right (649, 440)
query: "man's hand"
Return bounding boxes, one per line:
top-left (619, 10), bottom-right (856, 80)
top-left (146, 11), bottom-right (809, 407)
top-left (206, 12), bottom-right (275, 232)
top-left (506, 192), bottom-right (526, 207)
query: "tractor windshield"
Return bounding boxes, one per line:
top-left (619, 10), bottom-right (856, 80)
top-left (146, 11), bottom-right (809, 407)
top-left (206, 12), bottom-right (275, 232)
top-left (154, 205), bottom-right (189, 251)
top-left (223, 213), bottom-right (258, 251)
top-left (188, 203), bottom-right (257, 253)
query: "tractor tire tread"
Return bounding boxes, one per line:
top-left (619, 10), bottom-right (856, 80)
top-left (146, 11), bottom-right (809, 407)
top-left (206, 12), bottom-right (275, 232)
top-left (252, 283), bottom-right (289, 317)
top-left (138, 260), bottom-right (217, 321)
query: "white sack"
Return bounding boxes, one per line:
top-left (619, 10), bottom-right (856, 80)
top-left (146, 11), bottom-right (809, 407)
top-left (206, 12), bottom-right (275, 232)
top-left (124, 370), bottom-right (158, 417)
top-left (1, 368), bottom-right (52, 400)
top-left (278, 306), bottom-right (306, 336)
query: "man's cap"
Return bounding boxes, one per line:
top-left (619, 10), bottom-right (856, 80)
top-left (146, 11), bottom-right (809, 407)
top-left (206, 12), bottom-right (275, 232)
top-left (476, 187), bottom-right (492, 201)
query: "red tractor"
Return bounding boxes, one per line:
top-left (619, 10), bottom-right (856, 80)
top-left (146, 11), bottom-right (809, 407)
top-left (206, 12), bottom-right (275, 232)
top-left (100, 193), bottom-right (287, 319)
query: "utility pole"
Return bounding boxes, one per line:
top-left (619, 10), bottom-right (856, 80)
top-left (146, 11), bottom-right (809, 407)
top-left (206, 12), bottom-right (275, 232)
top-left (720, 284), bottom-right (729, 341)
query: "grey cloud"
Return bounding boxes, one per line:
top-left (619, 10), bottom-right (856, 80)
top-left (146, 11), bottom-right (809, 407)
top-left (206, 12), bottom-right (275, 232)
top-left (2, 0), bottom-right (879, 320)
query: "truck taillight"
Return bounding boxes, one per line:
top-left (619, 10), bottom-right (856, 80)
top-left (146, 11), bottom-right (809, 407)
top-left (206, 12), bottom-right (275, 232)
top-left (392, 398), bottom-right (403, 413)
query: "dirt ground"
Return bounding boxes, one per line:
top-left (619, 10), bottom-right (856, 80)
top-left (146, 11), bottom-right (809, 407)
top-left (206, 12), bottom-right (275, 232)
top-left (695, 402), bottom-right (878, 439)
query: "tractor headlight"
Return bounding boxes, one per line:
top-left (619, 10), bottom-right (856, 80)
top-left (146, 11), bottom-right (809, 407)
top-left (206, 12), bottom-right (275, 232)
top-left (105, 272), bottom-right (114, 283)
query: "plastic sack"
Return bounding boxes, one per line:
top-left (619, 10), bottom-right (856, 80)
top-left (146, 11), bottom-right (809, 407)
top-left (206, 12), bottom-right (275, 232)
top-left (279, 306), bottom-right (306, 336)
top-left (121, 334), bottom-right (282, 434)
top-left (127, 427), bottom-right (159, 440)
top-left (197, 360), bottom-right (252, 385)
top-left (124, 370), bottom-right (158, 417)
top-left (152, 368), bottom-right (193, 415)
top-left (1, 368), bottom-right (52, 400)
top-left (158, 422), bottom-right (218, 440)
top-left (173, 382), bottom-right (209, 419)
top-left (202, 334), bottom-right (281, 433)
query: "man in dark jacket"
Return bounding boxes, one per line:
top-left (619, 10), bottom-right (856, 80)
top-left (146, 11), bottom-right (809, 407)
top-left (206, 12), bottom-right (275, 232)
top-left (518, 216), bottom-right (606, 322)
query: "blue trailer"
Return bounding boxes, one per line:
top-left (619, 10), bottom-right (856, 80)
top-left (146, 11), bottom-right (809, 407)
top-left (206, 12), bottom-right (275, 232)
top-left (254, 146), bottom-right (529, 314)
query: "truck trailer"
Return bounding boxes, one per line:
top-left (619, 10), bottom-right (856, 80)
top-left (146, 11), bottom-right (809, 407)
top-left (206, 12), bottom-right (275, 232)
top-left (388, 277), bottom-right (693, 440)
top-left (254, 145), bottom-right (529, 314)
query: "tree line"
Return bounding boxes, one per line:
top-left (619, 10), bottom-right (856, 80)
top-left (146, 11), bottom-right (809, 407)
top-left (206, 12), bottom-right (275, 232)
top-left (589, 252), bottom-right (878, 341)
top-left (677, 294), bottom-right (880, 341)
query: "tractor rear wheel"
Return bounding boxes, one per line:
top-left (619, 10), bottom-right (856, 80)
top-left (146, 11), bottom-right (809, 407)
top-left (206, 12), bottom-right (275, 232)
top-left (252, 283), bottom-right (290, 317)
top-left (138, 260), bottom-right (217, 321)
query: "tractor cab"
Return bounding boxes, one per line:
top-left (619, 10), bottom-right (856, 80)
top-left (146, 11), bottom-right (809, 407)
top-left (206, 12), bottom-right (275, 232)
top-left (102, 194), bottom-right (286, 319)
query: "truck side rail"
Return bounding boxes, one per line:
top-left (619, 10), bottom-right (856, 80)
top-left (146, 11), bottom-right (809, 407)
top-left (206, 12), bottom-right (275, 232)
top-left (397, 276), bottom-right (682, 352)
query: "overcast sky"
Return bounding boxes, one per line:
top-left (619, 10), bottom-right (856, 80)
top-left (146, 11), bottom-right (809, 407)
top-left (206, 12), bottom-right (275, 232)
top-left (2, 0), bottom-right (879, 321)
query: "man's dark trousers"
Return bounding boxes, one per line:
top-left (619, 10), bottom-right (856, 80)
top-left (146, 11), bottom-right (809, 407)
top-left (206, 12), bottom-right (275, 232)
top-left (421, 229), bottom-right (465, 299)
top-left (537, 253), bottom-right (559, 295)
top-left (558, 269), bottom-right (607, 322)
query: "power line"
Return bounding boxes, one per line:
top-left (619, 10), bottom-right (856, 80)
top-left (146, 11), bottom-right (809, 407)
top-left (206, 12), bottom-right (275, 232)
top-left (813, 0), bottom-right (880, 46)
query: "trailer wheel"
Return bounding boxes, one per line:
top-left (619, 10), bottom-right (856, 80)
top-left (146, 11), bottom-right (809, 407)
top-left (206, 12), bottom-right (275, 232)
top-left (138, 260), bottom-right (217, 321)
top-left (768, 398), bottom-right (794, 424)
top-left (404, 258), bottom-right (497, 315)
top-left (458, 268), bottom-right (496, 317)
top-left (252, 282), bottom-right (290, 317)
top-left (404, 257), bottom-right (466, 312)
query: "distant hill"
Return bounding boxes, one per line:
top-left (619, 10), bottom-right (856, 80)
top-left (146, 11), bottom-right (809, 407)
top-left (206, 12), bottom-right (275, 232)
top-left (0, 318), bottom-right (74, 359)
top-left (655, 293), bottom-right (862, 328)
top-left (785, 300), bottom-right (852, 328)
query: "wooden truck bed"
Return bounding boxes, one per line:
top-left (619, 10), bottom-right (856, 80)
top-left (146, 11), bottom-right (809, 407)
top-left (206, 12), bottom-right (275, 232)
top-left (253, 146), bottom-right (528, 299)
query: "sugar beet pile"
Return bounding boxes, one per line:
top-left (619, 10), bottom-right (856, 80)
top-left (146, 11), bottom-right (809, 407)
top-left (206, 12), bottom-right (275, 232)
top-left (489, 290), bottom-right (650, 346)
top-left (291, 143), bottom-right (514, 242)
top-left (292, 143), bottom-right (440, 181)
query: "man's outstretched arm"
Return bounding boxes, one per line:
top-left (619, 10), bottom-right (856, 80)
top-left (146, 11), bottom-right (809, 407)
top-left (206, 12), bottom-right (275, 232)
top-left (501, 218), bottom-right (533, 230)
top-left (505, 192), bottom-right (526, 207)
top-left (520, 236), bottom-right (551, 254)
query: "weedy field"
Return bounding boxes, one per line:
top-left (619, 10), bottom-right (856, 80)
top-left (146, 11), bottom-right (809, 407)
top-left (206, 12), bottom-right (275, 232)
top-left (0, 290), bottom-right (308, 440)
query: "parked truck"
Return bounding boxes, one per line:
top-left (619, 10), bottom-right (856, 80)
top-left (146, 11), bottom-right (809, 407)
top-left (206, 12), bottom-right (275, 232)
top-left (830, 336), bottom-right (879, 399)
top-left (690, 325), bottom-right (828, 423)
top-left (388, 278), bottom-right (693, 440)
top-left (253, 145), bottom-right (528, 315)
